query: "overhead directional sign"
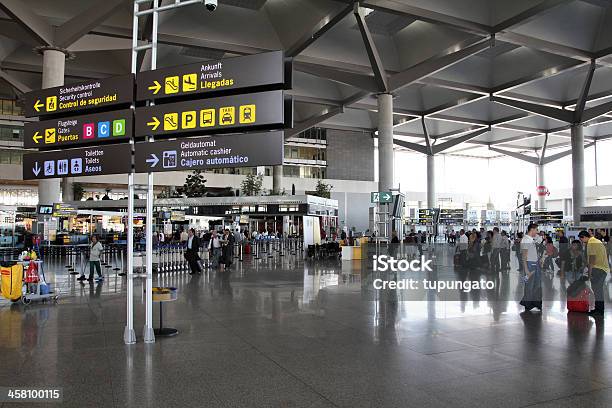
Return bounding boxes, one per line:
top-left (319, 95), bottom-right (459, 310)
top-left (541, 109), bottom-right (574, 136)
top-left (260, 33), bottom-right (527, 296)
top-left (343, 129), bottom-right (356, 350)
top-left (24, 74), bottom-right (134, 118)
top-left (136, 51), bottom-right (286, 101)
top-left (23, 144), bottom-right (132, 180)
top-left (371, 191), bottom-right (392, 204)
top-left (24, 109), bottom-right (133, 149)
top-left (134, 90), bottom-right (288, 138)
top-left (135, 131), bottom-right (284, 173)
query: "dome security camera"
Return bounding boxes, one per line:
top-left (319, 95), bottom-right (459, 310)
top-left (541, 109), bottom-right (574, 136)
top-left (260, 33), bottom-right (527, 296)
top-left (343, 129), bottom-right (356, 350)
top-left (204, 0), bottom-right (217, 11)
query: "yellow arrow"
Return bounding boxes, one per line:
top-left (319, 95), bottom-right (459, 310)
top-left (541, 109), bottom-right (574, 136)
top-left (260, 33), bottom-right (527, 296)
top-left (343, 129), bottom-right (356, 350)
top-left (148, 80), bottom-right (161, 95)
top-left (32, 131), bottom-right (42, 144)
top-left (147, 116), bottom-right (160, 131)
top-left (34, 100), bottom-right (44, 112)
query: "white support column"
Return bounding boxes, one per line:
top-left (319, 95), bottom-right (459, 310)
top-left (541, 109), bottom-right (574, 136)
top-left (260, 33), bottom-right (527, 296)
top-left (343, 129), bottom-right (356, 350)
top-left (427, 154), bottom-right (436, 209)
top-left (38, 49), bottom-right (65, 206)
top-left (571, 124), bottom-right (585, 224)
top-left (536, 164), bottom-right (545, 210)
top-left (377, 93), bottom-right (394, 192)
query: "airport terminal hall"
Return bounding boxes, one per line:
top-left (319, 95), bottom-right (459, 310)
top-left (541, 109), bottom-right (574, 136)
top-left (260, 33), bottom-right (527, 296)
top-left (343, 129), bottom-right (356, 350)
top-left (3, 0), bottom-right (612, 407)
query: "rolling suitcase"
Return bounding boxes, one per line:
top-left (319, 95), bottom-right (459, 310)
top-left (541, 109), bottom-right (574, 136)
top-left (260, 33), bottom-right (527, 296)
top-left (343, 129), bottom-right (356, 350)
top-left (567, 277), bottom-right (594, 312)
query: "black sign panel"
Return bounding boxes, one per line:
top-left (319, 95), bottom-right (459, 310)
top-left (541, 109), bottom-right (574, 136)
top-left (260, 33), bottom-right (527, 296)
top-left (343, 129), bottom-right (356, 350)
top-left (530, 211), bottom-right (564, 225)
top-left (418, 208), bottom-right (439, 225)
top-left (136, 51), bottom-right (285, 101)
top-left (23, 144), bottom-right (132, 180)
top-left (24, 109), bottom-right (133, 149)
top-left (135, 131), bottom-right (283, 173)
top-left (24, 74), bottom-right (134, 118)
top-left (134, 90), bottom-right (287, 138)
top-left (439, 209), bottom-right (464, 225)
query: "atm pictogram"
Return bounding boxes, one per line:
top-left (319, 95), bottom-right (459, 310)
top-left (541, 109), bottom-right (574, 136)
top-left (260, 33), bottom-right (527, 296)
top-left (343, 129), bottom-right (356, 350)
top-left (239, 105), bottom-right (256, 124)
top-left (219, 107), bottom-right (235, 126)
top-left (164, 113), bottom-right (178, 131)
top-left (182, 74), bottom-right (197, 92)
top-left (200, 109), bottom-right (215, 127)
top-left (45, 96), bottom-right (57, 112)
top-left (165, 76), bottom-right (179, 94)
top-left (44, 128), bottom-right (56, 144)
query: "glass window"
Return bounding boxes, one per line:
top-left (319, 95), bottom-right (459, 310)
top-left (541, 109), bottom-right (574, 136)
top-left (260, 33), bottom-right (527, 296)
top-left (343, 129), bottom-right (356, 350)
top-left (0, 150), bottom-right (10, 164)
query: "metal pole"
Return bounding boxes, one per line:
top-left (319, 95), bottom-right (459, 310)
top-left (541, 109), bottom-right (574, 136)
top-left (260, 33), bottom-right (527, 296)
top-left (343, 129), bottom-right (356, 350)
top-left (594, 141), bottom-right (598, 186)
top-left (124, 0), bottom-right (139, 345)
top-left (143, 0), bottom-right (159, 344)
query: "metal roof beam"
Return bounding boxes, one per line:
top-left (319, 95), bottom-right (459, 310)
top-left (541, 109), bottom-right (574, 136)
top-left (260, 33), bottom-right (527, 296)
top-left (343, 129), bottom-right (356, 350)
top-left (286, 106), bottom-right (344, 138)
top-left (417, 77), bottom-right (489, 95)
top-left (432, 126), bottom-right (490, 154)
top-left (574, 59), bottom-right (596, 122)
top-left (488, 146), bottom-right (540, 164)
top-left (581, 100), bottom-right (612, 123)
top-left (496, 32), bottom-right (593, 61)
top-left (55, 0), bottom-right (126, 48)
top-left (293, 61), bottom-right (379, 92)
top-left (353, 3), bottom-right (389, 92)
top-left (345, 0), bottom-right (491, 35)
top-left (490, 95), bottom-right (574, 123)
top-left (389, 37), bottom-right (493, 93)
top-left (539, 133), bottom-right (549, 165)
top-left (424, 94), bottom-right (487, 116)
top-left (421, 116), bottom-right (433, 155)
top-left (429, 114), bottom-right (490, 127)
top-left (286, 2), bottom-right (354, 58)
top-left (393, 138), bottom-right (429, 154)
top-left (0, 0), bottom-right (54, 46)
top-left (488, 133), bottom-right (543, 146)
top-left (433, 125), bottom-right (488, 140)
top-left (0, 68), bottom-right (31, 94)
top-left (492, 61), bottom-right (587, 94)
top-left (542, 142), bottom-right (595, 164)
top-left (493, 0), bottom-right (573, 32)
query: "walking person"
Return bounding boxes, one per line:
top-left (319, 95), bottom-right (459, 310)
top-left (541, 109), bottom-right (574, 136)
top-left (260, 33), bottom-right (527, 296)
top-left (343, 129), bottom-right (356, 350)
top-left (501, 231), bottom-right (511, 270)
top-left (578, 230), bottom-right (610, 315)
top-left (520, 223), bottom-right (542, 311)
top-left (222, 229), bottom-right (235, 269)
top-left (491, 227), bottom-right (503, 274)
top-left (185, 228), bottom-right (202, 275)
top-left (541, 236), bottom-right (558, 275)
top-left (514, 232), bottom-right (524, 273)
top-left (77, 235), bottom-right (104, 283)
top-left (208, 230), bottom-right (222, 269)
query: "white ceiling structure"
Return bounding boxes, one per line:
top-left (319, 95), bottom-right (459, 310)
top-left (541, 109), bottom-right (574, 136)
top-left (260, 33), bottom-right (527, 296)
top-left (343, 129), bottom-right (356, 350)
top-left (1, 0), bottom-right (612, 161)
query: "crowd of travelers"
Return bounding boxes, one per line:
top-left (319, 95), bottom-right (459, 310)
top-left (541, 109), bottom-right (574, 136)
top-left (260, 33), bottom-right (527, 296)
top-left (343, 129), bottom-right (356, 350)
top-left (452, 225), bottom-right (610, 315)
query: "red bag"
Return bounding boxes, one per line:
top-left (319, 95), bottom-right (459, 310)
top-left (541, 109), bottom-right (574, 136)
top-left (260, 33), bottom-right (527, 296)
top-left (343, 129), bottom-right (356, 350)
top-left (244, 243), bottom-right (251, 254)
top-left (24, 261), bottom-right (39, 284)
top-left (567, 287), bottom-right (590, 312)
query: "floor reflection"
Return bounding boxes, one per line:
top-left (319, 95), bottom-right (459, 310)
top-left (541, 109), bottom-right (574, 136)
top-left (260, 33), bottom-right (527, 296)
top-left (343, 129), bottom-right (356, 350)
top-left (0, 243), bottom-right (610, 407)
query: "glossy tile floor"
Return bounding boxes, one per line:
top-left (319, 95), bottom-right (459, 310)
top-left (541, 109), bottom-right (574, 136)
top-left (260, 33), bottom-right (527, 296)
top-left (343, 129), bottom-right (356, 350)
top-left (1, 244), bottom-right (611, 407)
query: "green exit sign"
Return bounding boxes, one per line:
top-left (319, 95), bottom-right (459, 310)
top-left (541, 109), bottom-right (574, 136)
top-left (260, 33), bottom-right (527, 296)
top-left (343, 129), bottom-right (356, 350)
top-left (371, 191), bottom-right (392, 203)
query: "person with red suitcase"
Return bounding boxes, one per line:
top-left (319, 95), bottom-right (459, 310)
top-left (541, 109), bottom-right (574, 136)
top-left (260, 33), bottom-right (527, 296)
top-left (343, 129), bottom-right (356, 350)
top-left (578, 230), bottom-right (610, 316)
